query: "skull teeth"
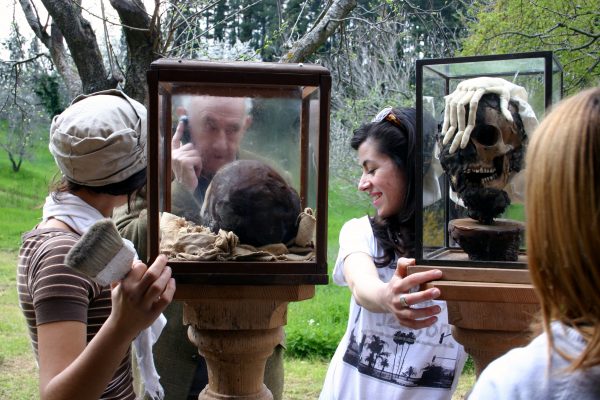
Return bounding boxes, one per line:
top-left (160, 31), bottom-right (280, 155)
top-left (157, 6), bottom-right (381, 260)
top-left (466, 167), bottom-right (496, 174)
top-left (481, 175), bottom-right (497, 184)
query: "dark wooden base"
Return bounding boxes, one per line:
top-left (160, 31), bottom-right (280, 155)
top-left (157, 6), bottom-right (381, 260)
top-left (449, 218), bottom-right (524, 261)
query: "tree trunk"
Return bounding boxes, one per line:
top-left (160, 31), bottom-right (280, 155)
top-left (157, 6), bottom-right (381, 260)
top-left (281, 0), bottom-right (357, 63)
top-left (110, 0), bottom-right (161, 104)
top-left (18, 0), bottom-right (82, 99)
top-left (49, 24), bottom-right (83, 99)
top-left (40, 0), bottom-right (118, 94)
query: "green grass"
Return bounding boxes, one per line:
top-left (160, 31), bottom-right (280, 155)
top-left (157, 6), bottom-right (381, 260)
top-left (0, 251), bottom-right (38, 400)
top-left (283, 357), bottom-right (330, 399)
top-left (0, 130), bottom-right (58, 251)
top-left (285, 176), bottom-right (370, 358)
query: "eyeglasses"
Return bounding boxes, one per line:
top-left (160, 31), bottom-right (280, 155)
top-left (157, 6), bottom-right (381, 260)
top-left (371, 106), bottom-right (403, 129)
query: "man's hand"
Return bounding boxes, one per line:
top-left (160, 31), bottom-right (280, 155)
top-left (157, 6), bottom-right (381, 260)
top-left (171, 116), bottom-right (202, 192)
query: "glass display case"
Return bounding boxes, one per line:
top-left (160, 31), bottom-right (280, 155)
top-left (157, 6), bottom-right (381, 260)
top-left (146, 59), bottom-right (330, 284)
top-left (415, 51), bottom-right (563, 268)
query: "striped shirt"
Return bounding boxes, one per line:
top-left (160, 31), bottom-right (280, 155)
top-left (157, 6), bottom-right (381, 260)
top-left (17, 227), bottom-right (135, 400)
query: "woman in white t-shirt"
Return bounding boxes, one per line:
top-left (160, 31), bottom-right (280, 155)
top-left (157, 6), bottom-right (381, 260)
top-left (320, 107), bottom-right (466, 400)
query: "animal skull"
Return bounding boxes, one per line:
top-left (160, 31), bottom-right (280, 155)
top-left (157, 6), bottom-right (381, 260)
top-left (438, 93), bottom-right (527, 224)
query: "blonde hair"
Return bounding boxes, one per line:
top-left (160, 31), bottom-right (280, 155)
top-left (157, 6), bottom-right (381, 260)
top-left (525, 86), bottom-right (600, 370)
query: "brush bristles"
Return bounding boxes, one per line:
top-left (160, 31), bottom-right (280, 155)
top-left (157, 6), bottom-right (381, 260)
top-left (65, 219), bottom-right (124, 277)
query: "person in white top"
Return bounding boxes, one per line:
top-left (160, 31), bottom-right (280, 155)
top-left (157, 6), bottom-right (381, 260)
top-left (320, 107), bottom-right (466, 400)
top-left (469, 87), bottom-right (600, 399)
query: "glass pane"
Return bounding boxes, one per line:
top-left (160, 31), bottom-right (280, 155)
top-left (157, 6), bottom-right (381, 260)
top-left (156, 85), bottom-right (317, 263)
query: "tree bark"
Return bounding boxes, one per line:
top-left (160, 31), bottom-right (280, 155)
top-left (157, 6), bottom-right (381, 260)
top-left (49, 24), bottom-right (83, 99)
top-left (110, 0), bottom-right (160, 104)
top-left (40, 0), bottom-right (118, 94)
top-left (281, 0), bottom-right (357, 63)
top-left (18, 0), bottom-right (82, 99)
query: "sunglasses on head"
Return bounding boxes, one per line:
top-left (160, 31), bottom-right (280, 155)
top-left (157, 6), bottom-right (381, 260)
top-left (372, 106), bottom-right (403, 129)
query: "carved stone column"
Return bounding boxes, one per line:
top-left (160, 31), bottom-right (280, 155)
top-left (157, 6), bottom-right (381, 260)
top-left (175, 284), bottom-right (315, 399)
top-left (409, 266), bottom-right (539, 376)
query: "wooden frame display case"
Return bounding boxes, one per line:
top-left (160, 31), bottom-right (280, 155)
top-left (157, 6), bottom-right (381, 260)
top-left (146, 59), bottom-right (330, 286)
top-left (412, 52), bottom-right (563, 375)
top-left (145, 60), bottom-right (331, 399)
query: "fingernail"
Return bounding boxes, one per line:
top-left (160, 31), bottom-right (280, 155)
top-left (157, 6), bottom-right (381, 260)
top-left (432, 288), bottom-right (441, 298)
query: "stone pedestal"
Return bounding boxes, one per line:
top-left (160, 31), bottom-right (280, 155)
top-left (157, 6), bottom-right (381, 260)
top-left (447, 301), bottom-right (539, 376)
top-left (408, 266), bottom-right (539, 377)
top-left (175, 285), bottom-right (315, 399)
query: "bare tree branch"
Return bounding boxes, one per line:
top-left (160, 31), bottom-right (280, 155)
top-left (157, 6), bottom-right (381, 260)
top-left (109, 0), bottom-right (159, 103)
top-left (40, 0), bottom-right (118, 93)
top-left (282, 0), bottom-right (357, 63)
top-left (18, 0), bottom-right (82, 98)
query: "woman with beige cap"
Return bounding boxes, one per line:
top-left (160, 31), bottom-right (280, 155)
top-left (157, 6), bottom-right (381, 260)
top-left (16, 90), bottom-right (175, 400)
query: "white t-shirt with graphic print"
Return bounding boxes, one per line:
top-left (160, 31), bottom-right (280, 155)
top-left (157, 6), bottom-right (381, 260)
top-left (319, 216), bottom-right (466, 400)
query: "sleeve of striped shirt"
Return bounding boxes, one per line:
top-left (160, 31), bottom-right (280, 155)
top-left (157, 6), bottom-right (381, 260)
top-left (29, 234), bottom-right (98, 325)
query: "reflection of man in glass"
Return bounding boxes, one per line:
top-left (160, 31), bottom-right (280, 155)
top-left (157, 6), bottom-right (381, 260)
top-left (113, 95), bottom-right (284, 400)
top-left (171, 96), bottom-right (252, 223)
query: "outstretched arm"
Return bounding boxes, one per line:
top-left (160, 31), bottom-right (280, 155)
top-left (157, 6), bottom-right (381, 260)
top-left (343, 255), bottom-right (442, 329)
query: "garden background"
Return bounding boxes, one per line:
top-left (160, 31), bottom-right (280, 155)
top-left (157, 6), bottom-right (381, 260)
top-left (1, 0), bottom-right (597, 398)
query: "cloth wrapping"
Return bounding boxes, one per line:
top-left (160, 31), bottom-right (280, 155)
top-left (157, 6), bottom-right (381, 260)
top-left (159, 210), bottom-right (316, 261)
top-left (43, 192), bottom-right (165, 400)
top-left (133, 314), bottom-right (166, 400)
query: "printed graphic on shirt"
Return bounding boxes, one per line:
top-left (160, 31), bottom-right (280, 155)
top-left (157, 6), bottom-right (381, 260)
top-left (342, 308), bottom-right (459, 389)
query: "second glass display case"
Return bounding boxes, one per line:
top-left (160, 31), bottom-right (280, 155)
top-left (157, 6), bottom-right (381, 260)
top-left (415, 51), bottom-right (563, 269)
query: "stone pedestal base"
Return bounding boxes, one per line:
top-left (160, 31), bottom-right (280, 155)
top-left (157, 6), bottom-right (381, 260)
top-left (447, 301), bottom-right (539, 376)
top-left (176, 285), bottom-right (315, 399)
top-left (408, 266), bottom-right (539, 376)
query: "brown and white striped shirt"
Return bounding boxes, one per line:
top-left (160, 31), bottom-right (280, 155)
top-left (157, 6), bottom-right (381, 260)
top-left (17, 227), bottom-right (135, 400)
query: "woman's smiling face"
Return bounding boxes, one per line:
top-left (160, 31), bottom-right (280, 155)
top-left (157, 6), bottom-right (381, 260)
top-left (357, 137), bottom-right (407, 218)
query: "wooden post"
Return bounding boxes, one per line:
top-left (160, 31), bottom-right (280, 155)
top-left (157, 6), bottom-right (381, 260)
top-left (175, 285), bottom-right (315, 399)
top-left (409, 266), bottom-right (539, 376)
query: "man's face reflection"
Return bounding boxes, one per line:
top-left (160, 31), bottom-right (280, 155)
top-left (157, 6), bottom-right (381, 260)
top-left (187, 96), bottom-right (251, 178)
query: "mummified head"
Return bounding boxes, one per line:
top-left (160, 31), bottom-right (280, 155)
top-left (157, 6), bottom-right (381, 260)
top-left (200, 159), bottom-right (301, 247)
top-left (438, 93), bottom-right (527, 224)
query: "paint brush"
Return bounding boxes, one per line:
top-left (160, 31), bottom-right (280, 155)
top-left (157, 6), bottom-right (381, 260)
top-left (65, 218), bottom-right (136, 286)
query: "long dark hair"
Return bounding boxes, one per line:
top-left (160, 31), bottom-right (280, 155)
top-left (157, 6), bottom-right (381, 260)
top-left (50, 168), bottom-right (147, 211)
top-left (350, 107), bottom-right (423, 267)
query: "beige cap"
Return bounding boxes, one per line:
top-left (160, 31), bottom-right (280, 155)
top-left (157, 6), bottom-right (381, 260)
top-left (49, 89), bottom-right (147, 186)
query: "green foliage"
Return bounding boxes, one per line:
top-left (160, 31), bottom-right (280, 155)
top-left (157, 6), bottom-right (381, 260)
top-left (423, 205), bottom-right (445, 247)
top-left (285, 285), bottom-right (349, 358)
top-left (461, 0), bottom-right (600, 93)
top-left (34, 73), bottom-right (66, 117)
